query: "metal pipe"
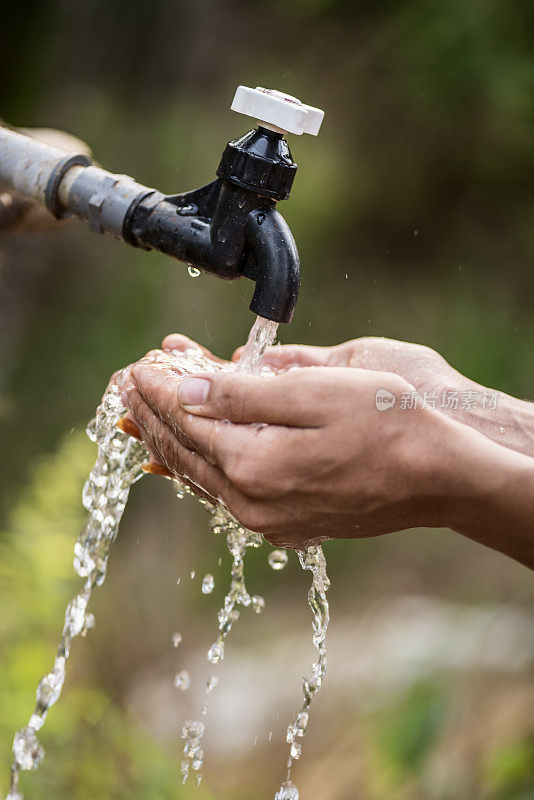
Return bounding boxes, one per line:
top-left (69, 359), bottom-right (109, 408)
top-left (0, 126), bottom-right (150, 236)
top-left (0, 127), bottom-right (73, 203)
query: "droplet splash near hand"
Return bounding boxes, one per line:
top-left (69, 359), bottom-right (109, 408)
top-left (268, 549), bottom-right (288, 570)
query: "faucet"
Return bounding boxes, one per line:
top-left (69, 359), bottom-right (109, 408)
top-left (0, 86), bottom-right (324, 323)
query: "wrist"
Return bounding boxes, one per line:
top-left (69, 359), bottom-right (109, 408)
top-left (394, 406), bottom-right (476, 530)
top-left (439, 375), bottom-right (534, 457)
top-left (491, 392), bottom-right (534, 456)
top-left (434, 414), bottom-right (534, 566)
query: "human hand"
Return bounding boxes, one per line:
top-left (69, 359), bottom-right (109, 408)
top-left (237, 337), bottom-right (534, 457)
top-left (122, 353), bottom-right (479, 549)
top-left (116, 333), bottom-right (534, 566)
top-left (235, 336), bottom-right (457, 389)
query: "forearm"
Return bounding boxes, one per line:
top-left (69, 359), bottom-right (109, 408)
top-left (438, 415), bottom-right (534, 568)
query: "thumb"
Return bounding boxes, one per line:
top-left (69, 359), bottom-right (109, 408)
top-left (175, 368), bottom-right (330, 427)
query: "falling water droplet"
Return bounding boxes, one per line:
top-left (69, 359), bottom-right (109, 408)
top-left (174, 670), bottom-right (191, 691)
top-left (171, 632), bottom-right (182, 648)
top-left (290, 741), bottom-right (302, 759)
top-left (296, 711), bottom-right (308, 736)
top-left (268, 549), bottom-right (288, 571)
top-left (81, 613), bottom-right (95, 637)
top-left (207, 640), bottom-right (224, 664)
top-left (275, 780), bottom-right (299, 800)
top-left (36, 659), bottom-right (65, 709)
top-left (12, 727), bottom-right (44, 771)
top-left (252, 595), bottom-right (265, 614)
top-left (206, 675), bottom-right (219, 694)
top-left (286, 723), bottom-right (297, 743)
top-left (202, 574), bottom-right (215, 594)
top-left (181, 720), bottom-right (204, 739)
top-left (187, 265), bottom-right (201, 278)
top-left (190, 570), bottom-right (196, 579)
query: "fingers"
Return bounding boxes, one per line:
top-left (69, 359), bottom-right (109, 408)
top-left (161, 333), bottom-right (225, 365)
top-left (336, 337), bottom-right (399, 370)
top-left (117, 414), bottom-right (142, 440)
top-left (126, 388), bottom-right (230, 501)
top-left (178, 368), bottom-right (332, 427)
top-left (118, 414), bottom-right (173, 476)
top-left (231, 343), bottom-right (330, 370)
top-left (128, 365), bottom-right (248, 466)
top-left (338, 337), bottom-right (449, 379)
top-left (133, 363), bottom-right (332, 427)
top-left (162, 333), bottom-right (199, 352)
top-left (142, 458), bottom-right (173, 478)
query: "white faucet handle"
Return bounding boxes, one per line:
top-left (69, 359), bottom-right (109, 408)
top-left (231, 86), bottom-right (324, 136)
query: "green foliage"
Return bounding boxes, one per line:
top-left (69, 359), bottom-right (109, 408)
top-left (371, 682), bottom-right (448, 776)
top-left (483, 739), bottom-right (534, 800)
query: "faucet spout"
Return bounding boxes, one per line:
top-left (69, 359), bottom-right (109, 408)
top-left (244, 206), bottom-right (300, 324)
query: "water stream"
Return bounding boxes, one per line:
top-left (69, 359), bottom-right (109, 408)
top-left (6, 316), bottom-right (330, 800)
top-left (7, 383), bottom-right (148, 800)
top-left (275, 547), bottom-right (330, 800)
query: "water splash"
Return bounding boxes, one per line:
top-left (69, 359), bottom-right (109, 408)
top-left (269, 548), bottom-right (289, 571)
top-left (174, 670), bottom-right (191, 691)
top-left (275, 780), bottom-right (300, 800)
top-left (7, 315), bottom-right (331, 800)
top-left (180, 492), bottom-right (266, 779)
top-left (7, 384), bottom-right (148, 799)
top-left (276, 545), bottom-right (330, 799)
top-left (179, 316), bottom-right (277, 781)
top-left (252, 595), bottom-right (265, 614)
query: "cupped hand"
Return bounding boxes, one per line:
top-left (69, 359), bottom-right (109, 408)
top-left (120, 352), bottom-right (468, 549)
top-left (233, 337), bottom-right (469, 398)
top-left (235, 337), bottom-right (534, 456)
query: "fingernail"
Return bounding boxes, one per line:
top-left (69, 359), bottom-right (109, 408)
top-left (178, 377), bottom-right (210, 406)
top-left (142, 460), bottom-right (173, 477)
top-left (120, 391), bottom-right (129, 407)
top-left (117, 417), bottom-right (142, 440)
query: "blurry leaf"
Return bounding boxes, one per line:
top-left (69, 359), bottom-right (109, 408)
top-left (483, 739), bottom-right (534, 799)
top-left (372, 682), bottom-right (448, 775)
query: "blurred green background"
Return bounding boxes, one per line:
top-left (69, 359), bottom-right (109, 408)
top-left (1, 1), bottom-right (533, 798)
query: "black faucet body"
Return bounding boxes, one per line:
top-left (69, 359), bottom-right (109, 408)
top-left (0, 120), bottom-right (303, 323)
top-left (123, 127), bottom-right (300, 323)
